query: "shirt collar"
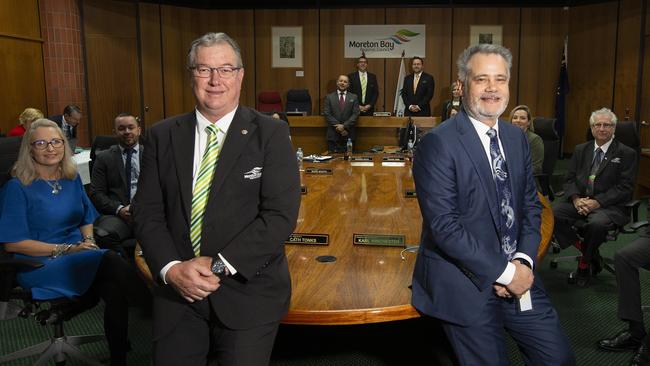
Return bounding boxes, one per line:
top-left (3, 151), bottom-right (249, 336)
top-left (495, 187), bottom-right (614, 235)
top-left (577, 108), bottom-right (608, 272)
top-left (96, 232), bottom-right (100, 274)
top-left (119, 143), bottom-right (139, 154)
top-left (468, 114), bottom-right (499, 136)
top-left (195, 106), bottom-right (238, 135)
top-left (594, 137), bottom-right (614, 154)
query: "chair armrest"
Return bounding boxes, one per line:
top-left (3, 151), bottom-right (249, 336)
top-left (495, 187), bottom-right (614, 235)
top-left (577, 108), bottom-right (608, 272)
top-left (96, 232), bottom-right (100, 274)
top-left (629, 220), bottom-right (649, 232)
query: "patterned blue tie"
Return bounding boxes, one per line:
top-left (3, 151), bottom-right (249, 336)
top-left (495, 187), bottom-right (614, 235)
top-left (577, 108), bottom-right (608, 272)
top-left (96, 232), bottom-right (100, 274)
top-left (486, 128), bottom-right (517, 260)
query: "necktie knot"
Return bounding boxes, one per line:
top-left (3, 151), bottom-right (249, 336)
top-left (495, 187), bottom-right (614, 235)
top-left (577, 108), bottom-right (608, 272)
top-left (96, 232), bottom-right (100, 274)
top-left (206, 124), bottom-right (219, 135)
top-left (486, 128), bottom-right (497, 139)
top-left (124, 147), bottom-right (134, 155)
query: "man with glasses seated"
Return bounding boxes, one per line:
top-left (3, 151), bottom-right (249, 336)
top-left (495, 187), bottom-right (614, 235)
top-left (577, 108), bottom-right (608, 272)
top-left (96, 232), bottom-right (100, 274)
top-left (553, 107), bottom-right (637, 287)
top-left (50, 105), bottom-right (82, 152)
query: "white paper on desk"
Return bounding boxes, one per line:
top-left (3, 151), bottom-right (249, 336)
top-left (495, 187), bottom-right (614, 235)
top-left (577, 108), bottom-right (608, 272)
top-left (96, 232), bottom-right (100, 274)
top-left (519, 290), bottom-right (532, 311)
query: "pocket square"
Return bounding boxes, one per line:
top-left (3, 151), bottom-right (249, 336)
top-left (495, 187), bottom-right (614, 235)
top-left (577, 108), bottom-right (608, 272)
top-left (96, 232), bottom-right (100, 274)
top-left (244, 167), bottom-right (263, 180)
top-left (611, 157), bottom-right (621, 163)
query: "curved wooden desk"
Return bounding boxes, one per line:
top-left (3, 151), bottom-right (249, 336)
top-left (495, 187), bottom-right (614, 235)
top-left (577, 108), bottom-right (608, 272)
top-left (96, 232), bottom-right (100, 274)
top-left (135, 156), bottom-right (554, 325)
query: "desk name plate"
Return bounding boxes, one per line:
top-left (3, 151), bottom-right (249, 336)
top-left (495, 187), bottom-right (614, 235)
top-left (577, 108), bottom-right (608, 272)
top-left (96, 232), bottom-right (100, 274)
top-left (353, 234), bottom-right (406, 247)
top-left (382, 156), bottom-right (406, 162)
top-left (286, 233), bottom-right (329, 245)
top-left (305, 168), bottom-right (333, 175)
top-left (350, 156), bottom-right (373, 162)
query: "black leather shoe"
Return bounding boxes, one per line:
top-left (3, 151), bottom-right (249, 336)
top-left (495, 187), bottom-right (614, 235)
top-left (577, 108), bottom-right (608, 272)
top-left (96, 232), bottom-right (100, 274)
top-left (576, 268), bottom-right (591, 287)
top-left (631, 344), bottom-right (650, 366)
top-left (598, 330), bottom-right (643, 352)
top-left (592, 255), bottom-right (604, 276)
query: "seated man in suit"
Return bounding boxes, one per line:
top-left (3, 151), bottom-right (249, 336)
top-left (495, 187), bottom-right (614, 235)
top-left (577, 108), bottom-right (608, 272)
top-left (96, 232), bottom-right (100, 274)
top-left (347, 56), bottom-right (378, 116)
top-left (598, 226), bottom-right (650, 365)
top-left (50, 105), bottom-right (82, 143)
top-left (90, 113), bottom-right (142, 242)
top-left (400, 56), bottom-right (434, 117)
top-left (324, 74), bottom-right (360, 153)
top-left (553, 107), bottom-right (637, 286)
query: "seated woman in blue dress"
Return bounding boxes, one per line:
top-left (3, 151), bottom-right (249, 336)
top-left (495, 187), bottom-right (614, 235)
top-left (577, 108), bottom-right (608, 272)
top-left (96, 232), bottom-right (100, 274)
top-left (0, 119), bottom-right (144, 366)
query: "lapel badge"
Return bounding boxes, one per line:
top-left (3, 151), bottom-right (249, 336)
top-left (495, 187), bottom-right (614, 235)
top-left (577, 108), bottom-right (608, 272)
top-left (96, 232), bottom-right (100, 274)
top-left (242, 129), bottom-right (248, 135)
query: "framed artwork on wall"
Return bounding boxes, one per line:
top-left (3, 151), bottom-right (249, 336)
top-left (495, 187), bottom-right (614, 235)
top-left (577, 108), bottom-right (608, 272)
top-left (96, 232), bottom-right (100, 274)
top-left (469, 25), bottom-right (503, 46)
top-left (272, 26), bottom-right (303, 68)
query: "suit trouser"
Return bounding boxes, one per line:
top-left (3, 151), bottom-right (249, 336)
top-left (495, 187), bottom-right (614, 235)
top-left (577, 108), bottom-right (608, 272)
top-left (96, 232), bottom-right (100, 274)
top-left (615, 235), bottom-right (650, 324)
top-left (441, 281), bottom-right (575, 366)
top-left (553, 202), bottom-right (612, 264)
top-left (152, 297), bottom-right (279, 366)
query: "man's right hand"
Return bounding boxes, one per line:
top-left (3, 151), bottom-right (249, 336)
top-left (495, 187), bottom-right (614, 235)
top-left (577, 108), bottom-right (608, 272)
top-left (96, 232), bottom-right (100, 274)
top-left (506, 260), bottom-right (534, 298)
top-left (118, 205), bottom-right (131, 220)
top-left (165, 257), bottom-right (220, 303)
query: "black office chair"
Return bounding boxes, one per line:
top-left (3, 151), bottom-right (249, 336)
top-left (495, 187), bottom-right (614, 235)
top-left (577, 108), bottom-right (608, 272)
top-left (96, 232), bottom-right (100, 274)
top-left (0, 136), bottom-right (22, 187)
top-left (533, 117), bottom-right (560, 200)
top-left (89, 135), bottom-right (118, 173)
top-left (550, 120), bottom-right (642, 283)
top-left (285, 89), bottom-right (312, 115)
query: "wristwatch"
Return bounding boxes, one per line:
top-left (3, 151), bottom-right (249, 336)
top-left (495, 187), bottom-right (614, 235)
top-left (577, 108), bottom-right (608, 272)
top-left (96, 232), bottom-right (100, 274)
top-left (211, 257), bottom-right (230, 280)
top-left (514, 258), bottom-right (532, 270)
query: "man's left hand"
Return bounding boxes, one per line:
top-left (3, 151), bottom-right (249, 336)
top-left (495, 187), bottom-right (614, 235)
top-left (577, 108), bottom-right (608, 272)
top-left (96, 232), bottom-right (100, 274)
top-left (335, 124), bottom-right (345, 133)
top-left (493, 284), bottom-right (511, 298)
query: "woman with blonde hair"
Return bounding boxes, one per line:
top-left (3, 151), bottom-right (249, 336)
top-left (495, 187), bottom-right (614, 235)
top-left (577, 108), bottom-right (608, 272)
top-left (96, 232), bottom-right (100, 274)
top-left (510, 104), bottom-right (544, 175)
top-left (0, 119), bottom-right (145, 365)
top-left (8, 107), bottom-right (44, 137)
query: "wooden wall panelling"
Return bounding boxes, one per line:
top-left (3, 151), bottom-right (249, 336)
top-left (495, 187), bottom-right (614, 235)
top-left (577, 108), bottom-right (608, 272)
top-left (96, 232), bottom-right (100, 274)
top-left (613, 0), bottom-right (643, 121)
top-left (518, 7), bottom-right (569, 119)
top-left (565, 2), bottom-right (618, 153)
top-left (139, 2), bottom-right (164, 127)
top-left (0, 0), bottom-right (45, 135)
top-left (385, 8), bottom-right (452, 118)
top-left (452, 8), bottom-right (521, 118)
top-left (83, 0), bottom-right (141, 137)
top-left (255, 9), bottom-right (320, 115)
top-left (640, 34), bottom-right (650, 148)
top-left (160, 6), bottom-right (255, 118)
top-left (319, 9), bottom-right (386, 114)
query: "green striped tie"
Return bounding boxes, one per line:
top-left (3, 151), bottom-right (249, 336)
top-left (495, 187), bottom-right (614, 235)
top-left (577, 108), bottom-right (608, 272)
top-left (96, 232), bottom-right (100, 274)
top-left (360, 73), bottom-right (367, 104)
top-left (190, 124), bottom-right (221, 256)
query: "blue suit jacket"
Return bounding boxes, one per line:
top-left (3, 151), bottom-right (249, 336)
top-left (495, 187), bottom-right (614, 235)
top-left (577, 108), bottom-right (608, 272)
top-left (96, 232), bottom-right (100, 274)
top-left (411, 110), bottom-right (541, 326)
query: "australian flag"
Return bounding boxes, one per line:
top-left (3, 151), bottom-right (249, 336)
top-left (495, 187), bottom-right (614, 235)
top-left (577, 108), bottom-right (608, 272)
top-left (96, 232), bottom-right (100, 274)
top-left (555, 37), bottom-right (569, 156)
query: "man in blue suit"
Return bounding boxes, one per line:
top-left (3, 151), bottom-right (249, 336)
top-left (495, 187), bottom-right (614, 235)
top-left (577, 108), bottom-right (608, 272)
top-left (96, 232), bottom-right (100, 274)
top-left (412, 44), bottom-right (574, 365)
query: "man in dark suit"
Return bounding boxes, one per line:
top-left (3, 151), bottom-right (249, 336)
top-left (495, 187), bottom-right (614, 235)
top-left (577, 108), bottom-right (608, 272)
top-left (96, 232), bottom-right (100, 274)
top-left (412, 44), bottom-right (574, 365)
top-left (347, 56), bottom-right (378, 116)
top-left (50, 104), bottom-right (82, 141)
top-left (90, 113), bottom-right (142, 231)
top-left (324, 74), bottom-right (360, 153)
top-left (598, 226), bottom-right (650, 365)
top-left (553, 108), bottom-right (637, 286)
top-left (401, 56), bottom-right (434, 117)
top-left (133, 32), bottom-right (301, 365)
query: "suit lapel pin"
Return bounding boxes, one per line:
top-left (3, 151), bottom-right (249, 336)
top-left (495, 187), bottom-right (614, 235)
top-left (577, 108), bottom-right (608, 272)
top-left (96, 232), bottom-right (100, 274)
top-left (242, 129), bottom-right (248, 135)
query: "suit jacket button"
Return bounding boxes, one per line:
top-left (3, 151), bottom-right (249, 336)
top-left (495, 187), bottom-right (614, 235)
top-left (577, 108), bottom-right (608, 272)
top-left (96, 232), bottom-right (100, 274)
top-left (255, 271), bottom-right (261, 276)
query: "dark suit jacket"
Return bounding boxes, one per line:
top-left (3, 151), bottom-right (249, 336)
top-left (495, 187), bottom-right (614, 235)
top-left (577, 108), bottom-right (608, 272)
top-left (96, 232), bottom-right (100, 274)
top-left (324, 91), bottom-right (360, 142)
top-left (50, 114), bottom-right (77, 139)
top-left (563, 139), bottom-right (637, 226)
top-left (90, 144), bottom-right (143, 215)
top-left (401, 72), bottom-right (435, 117)
top-left (411, 110), bottom-right (541, 326)
top-left (133, 106), bottom-right (300, 338)
top-left (347, 71), bottom-right (378, 115)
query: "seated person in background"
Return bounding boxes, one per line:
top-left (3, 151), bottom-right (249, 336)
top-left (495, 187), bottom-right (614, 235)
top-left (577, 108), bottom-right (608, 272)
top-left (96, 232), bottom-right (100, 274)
top-left (598, 225), bottom-right (650, 365)
top-left (441, 81), bottom-right (462, 121)
top-left (90, 113), bottom-right (142, 247)
top-left (324, 74), bottom-right (359, 152)
top-left (9, 108), bottom-right (44, 137)
top-left (0, 119), bottom-right (147, 366)
top-left (50, 105), bottom-right (82, 142)
top-left (553, 107), bottom-right (637, 287)
top-left (509, 105), bottom-right (544, 175)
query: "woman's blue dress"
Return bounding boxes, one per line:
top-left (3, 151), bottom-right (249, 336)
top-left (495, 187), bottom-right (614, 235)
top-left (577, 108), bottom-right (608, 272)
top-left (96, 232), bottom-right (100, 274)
top-left (0, 175), bottom-right (105, 300)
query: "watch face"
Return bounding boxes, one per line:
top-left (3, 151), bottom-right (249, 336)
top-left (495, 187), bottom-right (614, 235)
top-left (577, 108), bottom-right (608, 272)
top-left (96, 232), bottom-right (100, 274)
top-left (212, 259), bottom-right (226, 274)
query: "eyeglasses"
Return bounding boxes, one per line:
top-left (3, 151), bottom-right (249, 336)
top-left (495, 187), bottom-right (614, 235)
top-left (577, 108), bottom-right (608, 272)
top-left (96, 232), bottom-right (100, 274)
top-left (592, 123), bottom-right (615, 129)
top-left (190, 65), bottom-right (241, 79)
top-left (31, 139), bottom-right (64, 150)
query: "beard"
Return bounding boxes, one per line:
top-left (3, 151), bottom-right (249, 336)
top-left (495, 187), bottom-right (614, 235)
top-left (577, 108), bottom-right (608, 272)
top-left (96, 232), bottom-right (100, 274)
top-left (465, 92), bottom-right (508, 122)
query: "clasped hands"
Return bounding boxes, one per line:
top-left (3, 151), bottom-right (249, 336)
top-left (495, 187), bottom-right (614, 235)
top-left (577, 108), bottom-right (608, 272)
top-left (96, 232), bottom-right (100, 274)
top-left (334, 124), bottom-right (348, 136)
top-left (166, 256), bottom-right (221, 303)
top-left (493, 260), bottom-right (533, 299)
top-left (573, 197), bottom-right (600, 216)
top-left (408, 105), bottom-right (421, 113)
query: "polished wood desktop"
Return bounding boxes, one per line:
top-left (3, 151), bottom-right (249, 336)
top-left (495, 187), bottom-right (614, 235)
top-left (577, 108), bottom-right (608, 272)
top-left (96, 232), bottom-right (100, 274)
top-left (135, 155), bottom-right (554, 325)
top-left (288, 116), bottom-right (438, 155)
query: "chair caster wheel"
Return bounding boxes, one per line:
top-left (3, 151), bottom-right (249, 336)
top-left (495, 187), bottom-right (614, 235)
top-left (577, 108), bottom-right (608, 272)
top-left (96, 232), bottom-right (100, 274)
top-left (567, 272), bottom-right (577, 284)
top-left (552, 246), bottom-right (561, 254)
top-left (550, 261), bottom-right (558, 269)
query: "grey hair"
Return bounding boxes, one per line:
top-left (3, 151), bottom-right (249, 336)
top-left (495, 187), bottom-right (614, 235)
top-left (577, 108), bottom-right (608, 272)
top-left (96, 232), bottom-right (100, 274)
top-left (589, 107), bottom-right (618, 127)
top-left (457, 44), bottom-right (513, 83)
top-left (187, 32), bottom-right (243, 69)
